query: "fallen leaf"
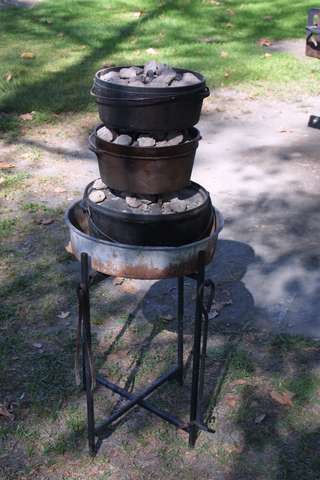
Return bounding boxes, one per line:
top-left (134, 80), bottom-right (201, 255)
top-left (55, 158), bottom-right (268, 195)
top-left (220, 51), bottom-right (229, 58)
top-left (0, 177), bottom-right (5, 185)
top-left (57, 311), bottom-right (70, 319)
top-left (57, 32), bottom-right (64, 37)
top-left (225, 394), bottom-right (240, 408)
top-left (112, 277), bottom-right (125, 286)
top-left (230, 379), bottom-right (248, 387)
top-left (4, 72), bottom-right (13, 82)
top-left (224, 71), bottom-right (230, 78)
top-left (21, 52), bottom-right (35, 59)
top-left (0, 162), bottom-right (15, 169)
top-left (255, 413), bottom-right (266, 424)
top-left (227, 8), bottom-right (235, 16)
top-left (270, 389), bottom-right (294, 407)
top-left (226, 23), bottom-right (234, 28)
top-left (146, 47), bottom-right (157, 55)
top-left (258, 38), bottom-right (272, 47)
top-left (263, 15), bottom-right (273, 21)
top-left (0, 404), bottom-right (14, 421)
top-left (32, 342), bottom-right (43, 349)
top-left (53, 186), bottom-right (65, 193)
top-left (39, 218), bottom-right (54, 225)
top-left (19, 112), bottom-right (34, 121)
top-left (132, 11), bottom-right (143, 18)
top-left (264, 52), bottom-right (272, 58)
top-left (209, 310), bottom-right (219, 319)
top-left (65, 242), bottom-right (73, 254)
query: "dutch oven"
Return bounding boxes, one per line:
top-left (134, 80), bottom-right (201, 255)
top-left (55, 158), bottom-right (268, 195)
top-left (89, 125), bottom-right (200, 195)
top-left (91, 66), bottom-right (210, 132)
top-left (82, 180), bottom-right (214, 247)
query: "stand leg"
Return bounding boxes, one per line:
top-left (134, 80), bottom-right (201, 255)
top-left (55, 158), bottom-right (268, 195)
top-left (177, 277), bottom-right (184, 385)
top-left (80, 253), bottom-right (96, 456)
top-left (189, 251), bottom-right (206, 447)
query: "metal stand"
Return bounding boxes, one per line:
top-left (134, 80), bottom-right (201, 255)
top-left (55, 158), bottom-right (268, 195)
top-left (77, 251), bottom-right (215, 455)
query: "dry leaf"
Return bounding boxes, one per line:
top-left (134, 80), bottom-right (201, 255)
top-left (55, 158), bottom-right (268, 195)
top-left (209, 310), bottom-right (219, 319)
top-left (21, 52), bottom-right (35, 59)
top-left (132, 11), bottom-right (143, 18)
top-left (263, 15), bottom-right (273, 21)
top-left (40, 218), bottom-right (54, 225)
top-left (146, 47), bottom-right (157, 55)
top-left (0, 404), bottom-right (14, 421)
top-left (4, 72), bottom-right (13, 82)
top-left (258, 38), bottom-right (272, 47)
top-left (225, 394), bottom-right (240, 408)
top-left (230, 379), bottom-right (248, 387)
top-left (57, 32), bottom-right (64, 37)
top-left (226, 23), bottom-right (234, 28)
top-left (32, 342), bottom-right (43, 349)
top-left (0, 177), bottom-right (5, 185)
top-left (65, 242), bottom-right (73, 254)
top-left (0, 162), bottom-right (15, 169)
top-left (264, 52), bottom-right (272, 58)
top-left (57, 311), bottom-right (70, 319)
top-left (224, 71), bottom-right (230, 78)
top-left (220, 51), bottom-right (229, 58)
top-left (227, 8), bottom-right (235, 15)
top-left (270, 389), bottom-right (294, 407)
top-left (19, 112), bottom-right (34, 121)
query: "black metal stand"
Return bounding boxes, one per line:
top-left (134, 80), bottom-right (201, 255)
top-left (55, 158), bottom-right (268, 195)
top-left (77, 251), bottom-right (215, 456)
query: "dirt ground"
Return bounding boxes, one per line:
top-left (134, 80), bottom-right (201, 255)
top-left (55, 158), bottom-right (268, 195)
top-left (1, 85), bottom-right (320, 479)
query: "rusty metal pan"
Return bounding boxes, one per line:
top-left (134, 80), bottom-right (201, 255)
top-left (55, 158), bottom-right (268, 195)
top-left (65, 201), bottom-right (224, 280)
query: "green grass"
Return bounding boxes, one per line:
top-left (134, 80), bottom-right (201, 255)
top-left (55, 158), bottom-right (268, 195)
top-left (0, 0), bottom-right (318, 134)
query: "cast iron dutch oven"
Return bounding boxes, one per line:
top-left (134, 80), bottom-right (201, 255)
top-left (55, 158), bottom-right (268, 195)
top-left (91, 66), bottom-right (210, 132)
top-left (89, 125), bottom-right (201, 195)
top-left (82, 180), bottom-right (214, 247)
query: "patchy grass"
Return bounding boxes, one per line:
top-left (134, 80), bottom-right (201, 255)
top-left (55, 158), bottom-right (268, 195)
top-left (0, 218), bottom-right (17, 238)
top-left (0, 0), bottom-right (318, 135)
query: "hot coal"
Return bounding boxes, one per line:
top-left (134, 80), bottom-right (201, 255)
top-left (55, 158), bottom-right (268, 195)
top-left (96, 125), bottom-right (188, 147)
top-left (100, 62), bottom-right (201, 88)
top-left (92, 181), bottom-right (205, 215)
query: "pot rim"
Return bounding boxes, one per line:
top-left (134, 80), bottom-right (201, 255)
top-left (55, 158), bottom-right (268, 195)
top-left (65, 201), bottom-right (224, 252)
top-left (90, 124), bottom-right (201, 155)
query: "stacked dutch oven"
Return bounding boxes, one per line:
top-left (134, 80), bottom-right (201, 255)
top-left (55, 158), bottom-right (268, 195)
top-left (84, 61), bottom-right (213, 247)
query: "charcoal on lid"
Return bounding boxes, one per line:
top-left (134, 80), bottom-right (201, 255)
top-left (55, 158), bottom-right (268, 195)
top-left (182, 72), bottom-right (201, 84)
top-left (119, 67), bottom-right (138, 79)
top-left (100, 70), bottom-right (119, 82)
top-left (89, 190), bottom-right (106, 203)
top-left (144, 60), bottom-right (158, 75)
top-left (137, 136), bottom-right (156, 147)
top-left (97, 126), bottom-right (113, 142)
top-left (166, 132), bottom-right (183, 146)
top-left (108, 77), bottom-right (129, 85)
top-left (93, 178), bottom-right (107, 190)
top-left (114, 134), bottom-right (132, 146)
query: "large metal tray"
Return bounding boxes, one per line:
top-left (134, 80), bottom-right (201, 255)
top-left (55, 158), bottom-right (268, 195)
top-left (65, 201), bottom-right (224, 280)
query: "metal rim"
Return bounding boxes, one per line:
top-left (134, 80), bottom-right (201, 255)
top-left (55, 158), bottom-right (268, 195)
top-left (65, 201), bottom-right (224, 253)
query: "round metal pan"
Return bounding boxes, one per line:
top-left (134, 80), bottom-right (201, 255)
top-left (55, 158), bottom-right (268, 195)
top-left (65, 201), bottom-right (224, 280)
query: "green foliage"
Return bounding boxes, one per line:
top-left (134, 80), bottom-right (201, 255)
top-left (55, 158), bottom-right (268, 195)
top-left (0, 0), bottom-right (317, 134)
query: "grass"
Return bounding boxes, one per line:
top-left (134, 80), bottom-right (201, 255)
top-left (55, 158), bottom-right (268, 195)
top-left (0, 0), bottom-right (318, 135)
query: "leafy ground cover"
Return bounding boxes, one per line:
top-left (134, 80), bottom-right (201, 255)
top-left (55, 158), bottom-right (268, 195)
top-left (0, 0), bottom-right (319, 135)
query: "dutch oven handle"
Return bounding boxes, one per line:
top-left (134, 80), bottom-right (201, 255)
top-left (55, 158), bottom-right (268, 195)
top-left (90, 86), bottom-right (210, 106)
